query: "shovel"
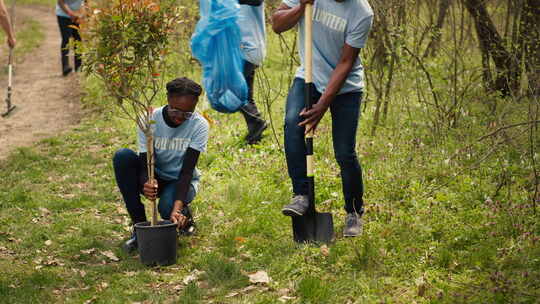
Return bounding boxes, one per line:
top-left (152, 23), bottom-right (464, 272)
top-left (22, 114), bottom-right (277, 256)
top-left (2, 1), bottom-right (16, 118)
top-left (2, 48), bottom-right (15, 117)
top-left (291, 2), bottom-right (334, 244)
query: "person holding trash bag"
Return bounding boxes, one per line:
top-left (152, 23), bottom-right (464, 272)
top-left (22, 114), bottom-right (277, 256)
top-left (272, 0), bottom-right (373, 237)
top-left (237, 0), bottom-right (268, 144)
top-left (56, 0), bottom-right (83, 76)
top-left (0, 0), bottom-right (16, 49)
top-left (113, 78), bottom-right (210, 253)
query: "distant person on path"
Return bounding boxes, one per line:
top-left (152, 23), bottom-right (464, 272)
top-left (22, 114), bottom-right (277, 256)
top-left (113, 77), bottom-right (210, 253)
top-left (237, 0), bottom-right (268, 144)
top-left (272, 0), bottom-right (373, 237)
top-left (0, 0), bottom-right (16, 48)
top-left (56, 0), bottom-right (83, 76)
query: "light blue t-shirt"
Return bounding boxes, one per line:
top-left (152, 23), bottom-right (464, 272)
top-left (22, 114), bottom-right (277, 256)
top-left (238, 2), bottom-right (266, 66)
top-left (56, 0), bottom-right (83, 18)
top-left (283, 0), bottom-right (373, 94)
top-left (138, 106), bottom-right (210, 192)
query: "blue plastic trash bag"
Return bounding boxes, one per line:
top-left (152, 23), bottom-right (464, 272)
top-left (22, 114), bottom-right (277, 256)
top-left (191, 0), bottom-right (248, 113)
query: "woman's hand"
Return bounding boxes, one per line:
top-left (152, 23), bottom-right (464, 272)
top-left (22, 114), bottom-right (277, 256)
top-left (143, 179), bottom-right (158, 200)
top-left (170, 200), bottom-right (187, 229)
top-left (170, 210), bottom-right (188, 229)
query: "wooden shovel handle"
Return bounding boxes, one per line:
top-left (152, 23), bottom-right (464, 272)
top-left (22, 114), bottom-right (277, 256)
top-left (304, 3), bottom-right (315, 205)
top-left (304, 3), bottom-right (314, 141)
top-left (304, 3), bottom-right (313, 85)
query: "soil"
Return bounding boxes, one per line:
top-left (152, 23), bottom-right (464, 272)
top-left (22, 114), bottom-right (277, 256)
top-left (0, 5), bottom-right (82, 160)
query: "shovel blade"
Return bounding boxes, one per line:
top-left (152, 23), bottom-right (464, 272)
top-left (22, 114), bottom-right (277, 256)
top-left (292, 211), bottom-right (334, 244)
top-left (1, 105), bottom-right (16, 118)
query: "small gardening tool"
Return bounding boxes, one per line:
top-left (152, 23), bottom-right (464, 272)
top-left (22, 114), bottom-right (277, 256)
top-left (291, 2), bottom-right (334, 244)
top-left (2, 1), bottom-right (16, 118)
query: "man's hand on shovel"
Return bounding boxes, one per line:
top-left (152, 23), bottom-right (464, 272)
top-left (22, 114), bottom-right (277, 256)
top-left (298, 99), bottom-right (330, 134)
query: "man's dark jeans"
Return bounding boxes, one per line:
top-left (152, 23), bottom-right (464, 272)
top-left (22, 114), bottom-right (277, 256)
top-left (284, 78), bottom-right (364, 215)
top-left (57, 16), bottom-right (82, 72)
top-left (112, 148), bottom-right (195, 224)
top-left (240, 61), bottom-right (263, 122)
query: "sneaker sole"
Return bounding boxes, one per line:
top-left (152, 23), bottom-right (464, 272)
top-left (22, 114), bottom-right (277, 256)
top-left (281, 208), bottom-right (304, 217)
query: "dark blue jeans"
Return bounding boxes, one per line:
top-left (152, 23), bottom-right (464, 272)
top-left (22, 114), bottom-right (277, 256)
top-left (57, 16), bottom-right (81, 72)
top-left (112, 148), bottom-right (196, 224)
top-left (240, 61), bottom-right (263, 123)
top-left (284, 78), bottom-right (364, 215)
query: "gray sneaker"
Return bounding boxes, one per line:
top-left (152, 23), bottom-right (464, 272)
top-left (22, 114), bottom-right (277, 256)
top-left (343, 213), bottom-right (362, 237)
top-left (282, 195), bottom-right (309, 216)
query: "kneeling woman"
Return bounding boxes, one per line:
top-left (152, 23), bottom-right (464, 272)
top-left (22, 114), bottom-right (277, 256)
top-left (112, 77), bottom-right (209, 253)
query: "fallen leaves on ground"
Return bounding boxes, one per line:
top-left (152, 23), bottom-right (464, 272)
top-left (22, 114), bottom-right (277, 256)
top-left (7, 237), bottom-right (21, 243)
top-left (34, 256), bottom-right (65, 269)
top-left (241, 285), bottom-right (258, 293)
top-left (224, 285), bottom-right (260, 298)
top-left (39, 207), bottom-right (51, 216)
top-left (71, 268), bottom-right (87, 277)
top-left (278, 296), bottom-right (296, 302)
top-left (320, 244), bottom-right (330, 257)
top-left (225, 291), bottom-right (239, 298)
top-left (247, 270), bottom-right (271, 285)
top-left (101, 250), bottom-right (120, 262)
top-left (0, 246), bottom-right (14, 255)
top-left (278, 288), bottom-right (291, 296)
top-left (416, 275), bottom-right (427, 297)
top-left (81, 248), bottom-right (97, 255)
top-left (183, 269), bottom-right (204, 284)
top-left (234, 236), bottom-right (246, 243)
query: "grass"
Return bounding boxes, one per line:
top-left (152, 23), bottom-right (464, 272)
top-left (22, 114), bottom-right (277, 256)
top-left (0, 2), bottom-right (539, 304)
top-left (15, 0), bottom-right (57, 6)
top-left (0, 17), bottom-right (44, 66)
top-left (0, 0), bottom-right (48, 75)
top-left (13, 19), bottom-right (44, 61)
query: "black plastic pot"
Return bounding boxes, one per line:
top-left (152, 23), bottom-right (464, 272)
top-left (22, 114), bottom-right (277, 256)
top-left (135, 220), bottom-right (177, 266)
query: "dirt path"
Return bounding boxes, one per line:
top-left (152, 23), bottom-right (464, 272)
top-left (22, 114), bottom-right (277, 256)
top-left (0, 5), bottom-right (81, 160)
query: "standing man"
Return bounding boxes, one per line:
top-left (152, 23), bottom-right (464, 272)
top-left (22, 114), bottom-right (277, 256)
top-left (237, 0), bottom-right (268, 144)
top-left (56, 0), bottom-right (83, 76)
top-left (272, 0), bottom-right (373, 236)
top-left (0, 0), bottom-right (16, 49)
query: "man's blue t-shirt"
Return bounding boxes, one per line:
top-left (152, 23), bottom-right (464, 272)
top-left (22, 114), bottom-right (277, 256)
top-left (238, 2), bottom-right (266, 66)
top-left (138, 106), bottom-right (209, 193)
top-left (56, 0), bottom-right (84, 18)
top-left (282, 0), bottom-right (373, 94)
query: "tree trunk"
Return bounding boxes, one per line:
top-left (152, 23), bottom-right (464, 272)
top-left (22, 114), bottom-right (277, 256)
top-left (521, 0), bottom-right (540, 96)
top-left (424, 0), bottom-right (451, 58)
top-left (463, 0), bottom-right (518, 96)
top-left (145, 133), bottom-right (158, 226)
